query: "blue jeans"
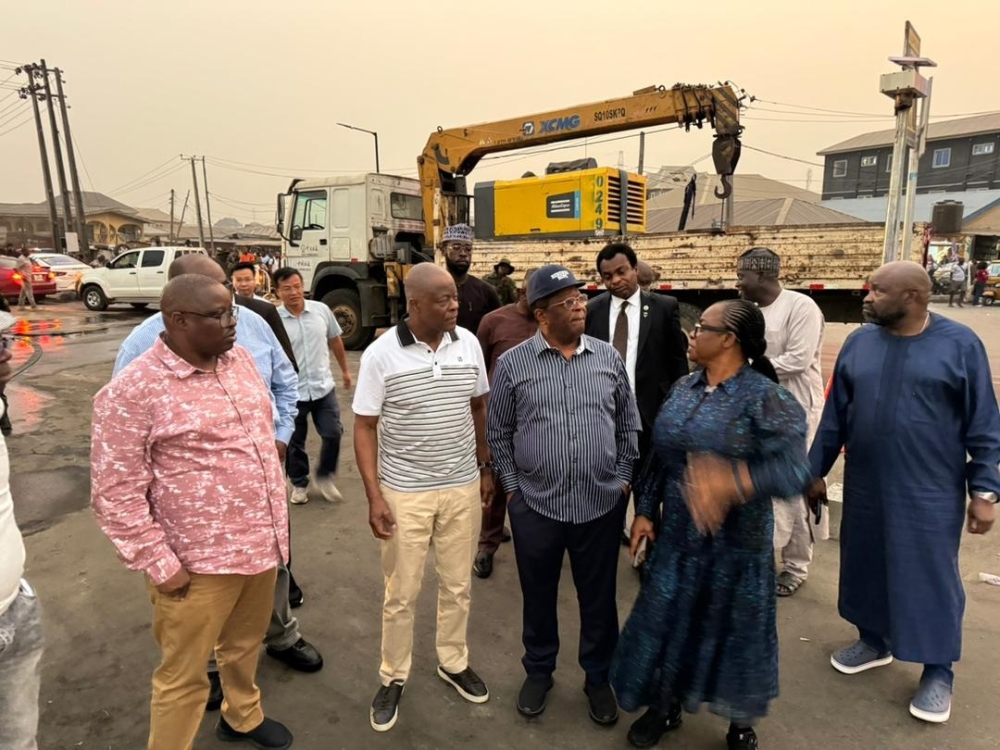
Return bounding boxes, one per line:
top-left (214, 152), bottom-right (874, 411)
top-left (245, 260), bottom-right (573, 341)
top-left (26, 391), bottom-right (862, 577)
top-left (0, 581), bottom-right (43, 750)
top-left (287, 390), bottom-right (343, 489)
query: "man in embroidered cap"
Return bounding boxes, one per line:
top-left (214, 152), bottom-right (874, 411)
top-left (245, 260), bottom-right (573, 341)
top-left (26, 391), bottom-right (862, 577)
top-left (736, 247), bottom-right (827, 598)
top-left (484, 258), bottom-right (518, 305)
top-left (441, 223), bottom-right (501, 334)
top-left (488, 264), bottom-right (640, 724)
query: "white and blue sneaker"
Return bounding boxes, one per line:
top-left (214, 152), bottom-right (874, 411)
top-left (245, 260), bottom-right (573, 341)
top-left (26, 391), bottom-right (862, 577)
top-left (909, 678), bottom-right (952, 723)
top-left (831, 640), bottom-right (894, 675)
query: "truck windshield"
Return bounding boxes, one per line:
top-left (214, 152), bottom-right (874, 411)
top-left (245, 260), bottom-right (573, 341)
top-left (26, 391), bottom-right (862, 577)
top-left (390, 192), bottom-right (422, 221)
top-left (293, 190), bottom-right (328, 233)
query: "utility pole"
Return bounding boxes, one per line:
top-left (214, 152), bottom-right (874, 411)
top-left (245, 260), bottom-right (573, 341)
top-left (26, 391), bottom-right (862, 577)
top-left (637, 131), bottom-right (645, 175)
top-left (201, 157), bottom-right (216, 252)
top-left (880, 22), bottom-right (935, 264)
top-left (169, 189), bottom-right (175, 243)
top-left (187, 156), bottom-right (206, 248)
top-left (177, 190), bottom-right (190, 241)
top-left (19, 65), bottom-right (59, 250)
top-left (901, 76), bottom-right (933, 261)
top-left (40, 60), bottom-right (72, 243)
top-left (54, 69), bottom-right (89, 255)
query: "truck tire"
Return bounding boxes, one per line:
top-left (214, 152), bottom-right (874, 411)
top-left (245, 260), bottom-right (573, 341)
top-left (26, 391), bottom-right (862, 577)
top-left (321, 288), bottom-right (375, 350)
top-left (678, 302), bottom-right (701, 336)
top-left (82, 285), bottom-right (108, 311)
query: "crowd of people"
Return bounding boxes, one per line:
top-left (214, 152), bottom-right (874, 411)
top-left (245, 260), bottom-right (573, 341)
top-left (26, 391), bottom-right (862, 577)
top-left (0, 223), bottom-right (998, 750)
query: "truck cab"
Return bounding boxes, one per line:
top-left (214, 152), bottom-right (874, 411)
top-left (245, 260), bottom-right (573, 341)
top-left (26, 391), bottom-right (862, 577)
top-left (277, 174), bottom-right (428, 348)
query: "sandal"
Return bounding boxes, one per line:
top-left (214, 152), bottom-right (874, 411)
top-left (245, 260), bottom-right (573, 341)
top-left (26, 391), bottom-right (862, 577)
top-left (776, 571), bottom-right (804, 597)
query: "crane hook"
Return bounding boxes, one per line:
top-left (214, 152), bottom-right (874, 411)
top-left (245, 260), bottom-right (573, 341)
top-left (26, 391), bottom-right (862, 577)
top-left (714, 175), bottom-right (733, 200)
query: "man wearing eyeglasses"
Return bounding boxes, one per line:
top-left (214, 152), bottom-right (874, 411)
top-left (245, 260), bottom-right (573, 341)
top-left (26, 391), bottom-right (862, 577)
top-left (113, 255), bottom-right (323, 708)
top-left (93, 274), bottom-right (294, 750)
top-left (487, 264), bottom-right (640, 725)
top-left (441, 223), bottom-right (501, 335)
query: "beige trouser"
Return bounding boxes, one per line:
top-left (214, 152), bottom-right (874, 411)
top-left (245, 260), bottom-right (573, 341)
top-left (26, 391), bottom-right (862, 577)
top-left (379, 478), bottom-right (480, 686)
top-left (774, 413), bottom-right (828, 582)
top-left (147, 569), bottom-right (277, 750)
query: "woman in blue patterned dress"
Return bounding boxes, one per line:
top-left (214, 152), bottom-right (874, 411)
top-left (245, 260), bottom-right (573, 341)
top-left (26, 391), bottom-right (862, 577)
top-left (610, 300), bottom-right (811, 750)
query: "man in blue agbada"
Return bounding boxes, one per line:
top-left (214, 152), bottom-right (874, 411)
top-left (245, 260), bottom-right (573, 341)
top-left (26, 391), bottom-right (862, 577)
top-left (808, 260), bottom-right (1000, 725)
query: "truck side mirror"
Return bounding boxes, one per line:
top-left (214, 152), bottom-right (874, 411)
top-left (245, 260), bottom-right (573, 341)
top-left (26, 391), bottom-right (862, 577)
top-left (291, 226), bottom-right (303, 242)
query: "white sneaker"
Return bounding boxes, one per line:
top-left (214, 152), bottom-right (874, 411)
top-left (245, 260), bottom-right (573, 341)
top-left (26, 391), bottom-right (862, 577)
top-left (290, 486), bottom-right (309, 505)
top-left (313, 474), bottom-right (343, 502)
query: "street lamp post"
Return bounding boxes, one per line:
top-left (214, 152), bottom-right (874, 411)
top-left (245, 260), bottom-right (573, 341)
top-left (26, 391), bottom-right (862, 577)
top-left (337, 122), bottom-right (380, 174)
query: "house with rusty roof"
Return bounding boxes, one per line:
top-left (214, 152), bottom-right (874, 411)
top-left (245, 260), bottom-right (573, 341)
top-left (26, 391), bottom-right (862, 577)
top-left (0, 191), bottom-right (149, 250)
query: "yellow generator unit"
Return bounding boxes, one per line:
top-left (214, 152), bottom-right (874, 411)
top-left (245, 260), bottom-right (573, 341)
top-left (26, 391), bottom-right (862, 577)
top-left (474, 168), bottom-right (646, 240)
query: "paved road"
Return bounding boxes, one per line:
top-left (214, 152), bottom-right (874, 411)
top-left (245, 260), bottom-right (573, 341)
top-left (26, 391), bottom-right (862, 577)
top-left (9, 300), bottom-right (1000, 749)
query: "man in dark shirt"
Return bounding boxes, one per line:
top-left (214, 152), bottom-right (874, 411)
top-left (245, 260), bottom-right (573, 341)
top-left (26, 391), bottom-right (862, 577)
top-left (441, 224), bottom-right (500, 334)
top-left (487, 264), bottom-right (640, 726)
top-left (473, 270), bottom-right (537, 580)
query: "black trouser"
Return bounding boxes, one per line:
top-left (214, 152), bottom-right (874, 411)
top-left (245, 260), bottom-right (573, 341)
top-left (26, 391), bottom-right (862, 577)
top-left (286, 390), bottom-right (342, 488)
top-left (508, 491), bottom-right (628, 684)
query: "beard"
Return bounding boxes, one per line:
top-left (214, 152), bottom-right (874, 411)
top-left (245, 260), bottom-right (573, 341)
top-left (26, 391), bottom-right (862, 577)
top-left (862, 304), bottom-right (905, 327)
top-left (445, 257), bottom-right (470, 275)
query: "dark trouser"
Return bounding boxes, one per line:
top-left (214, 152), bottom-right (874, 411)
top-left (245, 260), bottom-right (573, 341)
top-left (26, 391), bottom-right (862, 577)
top-left (0, 392), bottom-right (11, 435)
top-left (286, 390), bottom-right (342, 489)
top-left (973, 281), bottom-right (986, 305)
top-left (859, 627), bottom-right (954, 686)
top-left (508, 491), bottom-right (628, 684)
top-left (478, 471), bottom-right (508, 555)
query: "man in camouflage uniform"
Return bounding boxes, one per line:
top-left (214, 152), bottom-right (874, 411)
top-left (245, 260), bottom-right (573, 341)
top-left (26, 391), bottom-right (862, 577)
top-left (484, 259), bottom-right (518, 306)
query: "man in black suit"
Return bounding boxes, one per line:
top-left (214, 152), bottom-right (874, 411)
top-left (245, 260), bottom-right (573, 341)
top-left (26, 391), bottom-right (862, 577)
top-left (585, 243), bottom-right (689, 532)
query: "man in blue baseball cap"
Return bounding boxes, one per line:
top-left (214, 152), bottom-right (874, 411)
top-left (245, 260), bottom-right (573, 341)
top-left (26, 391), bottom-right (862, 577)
top-left (487, 264), bottom-right (641, 726)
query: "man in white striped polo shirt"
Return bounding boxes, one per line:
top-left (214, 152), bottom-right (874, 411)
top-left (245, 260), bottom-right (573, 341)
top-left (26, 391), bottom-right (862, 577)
top-left (353, 263), bottom-right (493, 733)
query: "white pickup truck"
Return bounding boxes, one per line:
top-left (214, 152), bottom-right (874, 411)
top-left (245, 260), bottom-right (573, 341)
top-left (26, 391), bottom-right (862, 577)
top-left (79, 246), bottom-right (206, 311)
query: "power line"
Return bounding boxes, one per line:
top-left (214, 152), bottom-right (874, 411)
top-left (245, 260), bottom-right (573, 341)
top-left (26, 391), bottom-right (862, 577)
top-left (741, 144), bottom-right (824, 167)
top-left (0, 108), bottom-right (33, 138)
top-left (70, 132), bottom-right (96, 192)
top-left (111, 162), bottom-right (186, 197)
top-left (754, 97), bottom-right (1000, 121)
top-left (107, 156), bottom-right (178, 194)
top-left (0, 102), bottom-right (28, 130)
top-left (211, 191), bottom-right (274, 207)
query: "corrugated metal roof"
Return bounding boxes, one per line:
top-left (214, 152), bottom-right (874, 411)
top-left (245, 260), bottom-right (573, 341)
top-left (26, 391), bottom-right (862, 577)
top-left (0, 191), bottom-right (141, 219)
top-left (647, 172), bottom-right (820, 210)
top-left (647, 198), bottom-right (862, 232)
top-left (818, 113), bottom-right (1000, 155)
top-left (820, 190), bottom-right (1000, 224)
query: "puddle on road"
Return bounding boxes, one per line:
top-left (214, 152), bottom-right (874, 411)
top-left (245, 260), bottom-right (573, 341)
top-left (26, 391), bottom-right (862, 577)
top-left (5, 381), bottom-right (54, 433)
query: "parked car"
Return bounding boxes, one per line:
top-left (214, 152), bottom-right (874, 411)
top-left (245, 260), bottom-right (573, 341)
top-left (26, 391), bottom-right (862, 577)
top-left (30, 252), bottom-right (91, 294)
top-left (0, 258), bottom-right (57, 302)
top-left (78, 246), bottom-right (206, 311)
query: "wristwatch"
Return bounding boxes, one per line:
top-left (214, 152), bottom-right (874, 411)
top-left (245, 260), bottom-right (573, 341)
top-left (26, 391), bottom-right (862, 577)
top-left (478, 461), bottom-right (493, 471)
top-left (971, 492), bottom-right (999, 504)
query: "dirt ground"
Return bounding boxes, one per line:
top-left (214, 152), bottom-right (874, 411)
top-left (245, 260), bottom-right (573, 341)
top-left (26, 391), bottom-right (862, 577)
top-left (8, 301), bottom-right (1000, 750)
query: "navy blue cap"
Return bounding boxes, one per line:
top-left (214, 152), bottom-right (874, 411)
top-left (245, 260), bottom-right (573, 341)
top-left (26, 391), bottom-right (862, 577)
top-left (527, 264), bottom-right (584, 305)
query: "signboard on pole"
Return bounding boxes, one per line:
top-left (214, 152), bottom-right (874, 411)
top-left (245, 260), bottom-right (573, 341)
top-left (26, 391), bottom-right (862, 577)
top-left (904, 21), bottom-right (921, 147)
top-left (65, 232), bottom-right (79, 255)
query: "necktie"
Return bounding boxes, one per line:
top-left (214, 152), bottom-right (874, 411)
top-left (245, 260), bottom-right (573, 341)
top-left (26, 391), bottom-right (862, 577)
top-left (612, 301), bottom-right (629, 362)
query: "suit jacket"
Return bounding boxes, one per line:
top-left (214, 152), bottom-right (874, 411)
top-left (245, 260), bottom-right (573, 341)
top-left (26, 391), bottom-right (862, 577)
top-left (235, 295), bottom-right (298, 372)
top-left (585, 290), bottom-right (689, 430)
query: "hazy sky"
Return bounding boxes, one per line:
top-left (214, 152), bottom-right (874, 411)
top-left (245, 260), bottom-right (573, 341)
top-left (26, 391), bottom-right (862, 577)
top-left (2, 0), bottom-right (995, 223)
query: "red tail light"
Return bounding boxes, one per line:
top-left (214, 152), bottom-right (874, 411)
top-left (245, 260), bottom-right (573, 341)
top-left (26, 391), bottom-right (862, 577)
top-left (48, 272), bottom-right (56, 280)
top-left (12, 272), bottom-right (21, 281)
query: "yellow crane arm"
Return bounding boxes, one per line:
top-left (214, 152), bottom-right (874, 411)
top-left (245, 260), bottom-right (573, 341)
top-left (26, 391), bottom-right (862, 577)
top-left (418, 83), bottom-right (744, 248)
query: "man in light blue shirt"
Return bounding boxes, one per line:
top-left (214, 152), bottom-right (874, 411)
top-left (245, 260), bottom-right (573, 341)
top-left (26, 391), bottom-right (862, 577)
top-left (112, 255), bottom-right (324, 709)
top-left (273, 267), bottom-right (352, 505)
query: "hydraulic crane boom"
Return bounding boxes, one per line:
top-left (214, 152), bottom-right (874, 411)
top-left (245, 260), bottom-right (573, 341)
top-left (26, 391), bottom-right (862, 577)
top-left (418, 83), bottom-right (744, 248)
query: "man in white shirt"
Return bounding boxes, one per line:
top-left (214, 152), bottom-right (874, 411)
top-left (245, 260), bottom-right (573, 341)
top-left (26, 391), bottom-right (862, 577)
top-left (949, 259), bottom-right (967, 308)
top-left (0, 328), bottom-right (43, 749)
top-left (737, 247), bottom-right (828, 597)
top-left (274, 267), bottom-right (352, 505)
top-left (231, 262), bottom-right (267, 301)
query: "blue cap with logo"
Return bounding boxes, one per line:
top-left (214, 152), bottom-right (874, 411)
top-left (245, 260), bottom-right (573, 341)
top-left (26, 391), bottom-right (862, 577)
top-left (527, 264), bottom-right (584, 305)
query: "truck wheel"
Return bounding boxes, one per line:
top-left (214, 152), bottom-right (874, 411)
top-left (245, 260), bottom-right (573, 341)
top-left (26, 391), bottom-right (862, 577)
top-left (130, 303), bottom-right (149, 310)
top-left (321, 288), bottom-right (375, 350)
top-left (82, 285), bottom-right (108, 311)
top-left (678, 302), bottom-right (701, 336)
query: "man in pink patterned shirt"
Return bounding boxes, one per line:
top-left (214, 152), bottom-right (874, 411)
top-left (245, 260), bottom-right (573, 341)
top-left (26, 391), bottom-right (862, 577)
top-left (91, 274), bottom-right (292, 750)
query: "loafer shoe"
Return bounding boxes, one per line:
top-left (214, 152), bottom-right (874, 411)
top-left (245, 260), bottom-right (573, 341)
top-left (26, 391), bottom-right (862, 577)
top-left (473, 551), bottom-right (494, 579)
top-left (216, 716), bottom-right (292, 749)
top-left (584, 680), bottom-right (618, 726)
top-left (437, 665), bottom-right (489, 703)
top-left (266, 638), bottom-right (323, 673)
top-left (517, 674), bottom-right (553, 717)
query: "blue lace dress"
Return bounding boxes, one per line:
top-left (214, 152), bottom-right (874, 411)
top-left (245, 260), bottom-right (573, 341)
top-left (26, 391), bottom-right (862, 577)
top-left (610, 366), bottom-right (810, 723)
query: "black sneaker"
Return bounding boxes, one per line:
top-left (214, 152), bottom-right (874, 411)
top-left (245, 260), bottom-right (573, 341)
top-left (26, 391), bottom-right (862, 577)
top-left (517, 674), bottom-right (554, 717)
top-left (216, 716), bottom-right (292, 749)
top-left (206, 671), bottom-right (223, 712)
top-left (473, 551), bottom-right (494, 579)
top-left (584, 680), bottom-right (619, 726)
top-left (726, 726), bottom-right (759, 750)
top-left (371, 681), bottom-right (404, 732)
top-left (437, 665), bottom-right (489, 703)
top-left (265, 638), bottom-right (324, 673)
top-left (627, 705), bottom-right (683, 748)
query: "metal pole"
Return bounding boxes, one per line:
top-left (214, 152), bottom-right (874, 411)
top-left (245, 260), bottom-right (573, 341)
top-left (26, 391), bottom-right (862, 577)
top-left (22, 68), bottom-right (60, 250)
top-left (40, 61), bottom-right (71, 242)
top-left (169, 189), bottom-right (175, 243)
top-left (201, 157), bottom-right (216, 252)
top-left (882, 101), bottom-right (910, 264)
top-left (373, 132), bottom-right (380, 174)
top-left (637, 131), bottom-right (645, 175)
top-left (901, 77), bottom-right (932, 262)
top-left (53, 69), bottom-right (89, 255)
top-left (177, 190), bottom-right (190, 239)
top-left (188, 157), bottom-right (206, 248)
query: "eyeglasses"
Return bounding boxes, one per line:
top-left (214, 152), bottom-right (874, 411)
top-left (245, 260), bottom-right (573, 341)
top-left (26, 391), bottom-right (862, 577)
top-left (551, 295), bottom-right (588, 311)
top-left (692, 322), bottom-right (732, 338)
top-left (180, 305), bottom-right (240, 326)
